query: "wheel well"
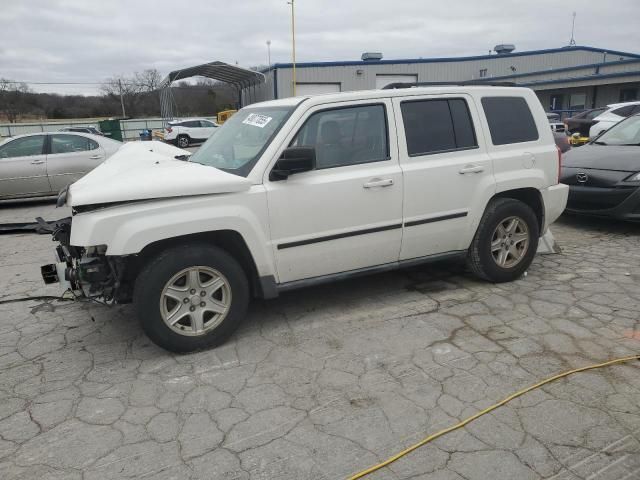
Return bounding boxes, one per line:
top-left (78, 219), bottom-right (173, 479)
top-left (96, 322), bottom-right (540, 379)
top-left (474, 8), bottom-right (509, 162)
top-left (493, 188), bottom-right (544, 231)
top-left (125, 231), bottom-right (262, 298)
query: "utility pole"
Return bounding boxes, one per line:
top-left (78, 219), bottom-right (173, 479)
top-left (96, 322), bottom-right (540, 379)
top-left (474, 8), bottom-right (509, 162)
top-left (266, 40), bottom-right (272, 68)
top-left (118, 78), bottom-right (126, 118)
top-left (287, 0), bottom-right (296, 96)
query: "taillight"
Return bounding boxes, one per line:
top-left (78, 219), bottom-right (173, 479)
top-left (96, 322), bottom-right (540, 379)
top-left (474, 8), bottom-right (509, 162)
top-left (556, 145), bottom-right (562, 184)
top-left (166, 127), bottom-right (173, 133)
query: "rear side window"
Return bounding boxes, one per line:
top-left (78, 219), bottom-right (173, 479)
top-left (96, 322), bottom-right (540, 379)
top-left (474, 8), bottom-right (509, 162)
top-left (51, 134), bottom-right (99, 154)
top-left (481, 97), bottom-right (539, 145)
top-left (612, 105), bottom-right (635, 117)
top-left (400, 98), bottom-right (477, 156)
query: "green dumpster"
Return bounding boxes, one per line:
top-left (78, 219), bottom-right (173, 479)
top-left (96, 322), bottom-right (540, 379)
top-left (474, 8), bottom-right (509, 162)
top-left (98, 119), bottom-right (123, 141)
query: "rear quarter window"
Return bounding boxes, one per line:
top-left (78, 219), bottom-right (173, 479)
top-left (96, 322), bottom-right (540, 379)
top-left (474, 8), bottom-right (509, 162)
top-left (481, 96), bottom-right (539, 145)
top-left (611, 105), bottom-right (636, 117)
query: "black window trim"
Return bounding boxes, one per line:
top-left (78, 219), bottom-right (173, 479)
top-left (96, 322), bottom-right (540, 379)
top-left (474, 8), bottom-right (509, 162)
top-left (287, 102), bottom-right (392, 171)
top-left (400, 97), bottom-right (479, 158)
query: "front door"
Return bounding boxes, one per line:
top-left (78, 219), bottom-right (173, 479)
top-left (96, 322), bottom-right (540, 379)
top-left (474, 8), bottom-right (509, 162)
top-left (0, 135), bottom-right (50, 198)
top-left (392, 94), bottom-right (495, 259)
top-left (265, 100), bottom-right (403, 284)
top-left (47, 134), bottom-right (105, 191)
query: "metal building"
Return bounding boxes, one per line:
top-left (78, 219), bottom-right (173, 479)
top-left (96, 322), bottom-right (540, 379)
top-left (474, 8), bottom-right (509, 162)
top-left (251, 45), bottom-right (640, 114)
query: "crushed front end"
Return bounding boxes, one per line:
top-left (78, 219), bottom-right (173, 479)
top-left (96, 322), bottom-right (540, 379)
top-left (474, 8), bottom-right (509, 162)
top-left (41, 218), bottom-right (128, 303)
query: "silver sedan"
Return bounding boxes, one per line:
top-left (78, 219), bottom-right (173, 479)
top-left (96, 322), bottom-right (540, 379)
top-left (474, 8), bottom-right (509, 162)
top-left (0, 132), bottom-right (121, 200)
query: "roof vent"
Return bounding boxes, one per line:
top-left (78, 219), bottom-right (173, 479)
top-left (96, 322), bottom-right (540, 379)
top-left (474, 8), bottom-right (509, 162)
top-left (361, 52), bottom-right (383, 61)
top-left (494, 44), bottom-right (516, 55)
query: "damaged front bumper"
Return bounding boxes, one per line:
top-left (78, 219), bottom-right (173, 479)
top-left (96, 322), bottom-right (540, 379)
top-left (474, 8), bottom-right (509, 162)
top-left (40, 217), bottom-right (126, 302)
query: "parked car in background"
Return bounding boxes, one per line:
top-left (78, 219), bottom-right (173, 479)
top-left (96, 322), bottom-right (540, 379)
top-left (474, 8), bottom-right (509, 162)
top-left (565, 107), bottom-right (606, 136)
top-left (44, 85), bottom-right (567, 352)
top-left (589, 101), bottom-right (640, 138)
top-left (163, 118), bottom-right (219, 147)
top-left (562, 114), bottom-right (640, 221)
top-left (0, 132), bottom-right (121, 200)
top-left (546, 112), bottom-right (565, 133)
top-left (60, 126), bottom-right (104, 136)
top-left (553, 131), bottom-right (571, 153)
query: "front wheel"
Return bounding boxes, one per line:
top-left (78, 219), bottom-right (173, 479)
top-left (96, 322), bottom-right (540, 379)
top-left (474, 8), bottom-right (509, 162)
top-left (467, 198), bottom-right (539, 283)
top-left (133, 244), bottom-right (249, 352)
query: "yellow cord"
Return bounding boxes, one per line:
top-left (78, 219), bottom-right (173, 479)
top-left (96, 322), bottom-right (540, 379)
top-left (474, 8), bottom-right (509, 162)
top-left (347, 354), bottom-right (640, 480)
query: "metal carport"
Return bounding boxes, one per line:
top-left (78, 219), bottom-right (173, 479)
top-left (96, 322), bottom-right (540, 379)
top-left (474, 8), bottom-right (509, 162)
top-left (158, 61), bottom-right (265, 125)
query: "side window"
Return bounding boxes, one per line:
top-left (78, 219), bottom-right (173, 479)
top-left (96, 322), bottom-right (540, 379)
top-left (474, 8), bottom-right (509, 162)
top-left (51, 134), bottom-right (98, 154)
top-left (400, 98), bottom-right (478, 156)
top-left (200, 120), bottom-right (216, 127)
top-left (481, 97), bottom-right (539, 145)
top-left (290, 104), bottom-right (388, 169)
top-left (183, 121), bottom-right (200, 128)
top-left (0, 135), bottom-right (45, 158)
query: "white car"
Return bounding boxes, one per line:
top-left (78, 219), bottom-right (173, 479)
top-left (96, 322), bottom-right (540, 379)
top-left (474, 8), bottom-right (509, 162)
top-left (0, 132), bottom-right (121, 200)
top-left (546, 112), bottom-right (565, 133)
top-left (163, 118), bottom-right (219, 148)
top-left (589, 101), bottom-right (640, 138)
top-left (44, 85), bottom-right (568, 352)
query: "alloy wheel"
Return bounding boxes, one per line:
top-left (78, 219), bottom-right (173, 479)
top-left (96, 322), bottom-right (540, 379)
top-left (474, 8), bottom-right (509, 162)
top-left (490, 216), bottom-right (530, 268)
top-left (160, 266), bottom-right (231, 336)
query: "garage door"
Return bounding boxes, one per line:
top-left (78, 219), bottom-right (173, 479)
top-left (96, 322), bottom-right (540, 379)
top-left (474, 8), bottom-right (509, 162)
top-left (295, 83), bottom-right (341, 96)
top-left (375, 74), bottom-right (418, 89)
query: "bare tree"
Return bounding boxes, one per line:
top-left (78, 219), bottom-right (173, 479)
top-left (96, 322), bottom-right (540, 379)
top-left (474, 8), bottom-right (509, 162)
top-left (101, 69), bottom-right (161, 117)
top-left (0, 78), bottom-right (32, 122)
top-left (135, 69), bottom-right (162, 92)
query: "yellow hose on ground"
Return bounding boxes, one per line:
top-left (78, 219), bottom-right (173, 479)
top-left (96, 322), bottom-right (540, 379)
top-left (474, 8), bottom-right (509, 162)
top-left (347, 354), bottom-right (640, 480)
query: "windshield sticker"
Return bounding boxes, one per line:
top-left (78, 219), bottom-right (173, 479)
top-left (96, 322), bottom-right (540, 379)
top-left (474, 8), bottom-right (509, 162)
top-left (242, 113), bottom-right (273, 128)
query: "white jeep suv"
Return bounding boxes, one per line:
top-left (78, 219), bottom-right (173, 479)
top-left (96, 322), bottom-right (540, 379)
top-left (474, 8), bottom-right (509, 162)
top-left (163, 118), bottom-right (219, 147)
top-left (43, 86), bottom-right (568, 352)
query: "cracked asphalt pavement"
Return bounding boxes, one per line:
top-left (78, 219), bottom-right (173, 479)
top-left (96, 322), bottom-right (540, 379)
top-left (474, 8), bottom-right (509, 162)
top-left (1, 204), bottom-right (640, 479)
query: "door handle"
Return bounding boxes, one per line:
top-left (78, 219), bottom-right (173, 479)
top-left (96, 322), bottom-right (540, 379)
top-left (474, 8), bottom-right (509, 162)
top-left (459, 164), bottom-right (484, 174)
top-left (363, 178), bottom-right (394, 188)
top-left (89, 155), bottom-right (102, 159)
top-left (30, 160), bottom-right (45, 165)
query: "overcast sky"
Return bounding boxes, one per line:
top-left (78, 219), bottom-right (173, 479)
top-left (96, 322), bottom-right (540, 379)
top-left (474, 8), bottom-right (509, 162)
top-left (2, 0), bottom-right (640, 95)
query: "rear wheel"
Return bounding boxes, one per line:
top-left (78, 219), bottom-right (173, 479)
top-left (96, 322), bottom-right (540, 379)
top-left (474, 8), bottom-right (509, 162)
top-left (177, 135), bottom-right (190, 148)
top-left (467, 198), bottom-right (539, 282)
top-left (134, 244), bottom-right (249, 352)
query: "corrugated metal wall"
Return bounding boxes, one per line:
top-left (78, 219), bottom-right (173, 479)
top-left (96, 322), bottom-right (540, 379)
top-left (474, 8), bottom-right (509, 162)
top-left (274, 49), bottom-right (632, 98)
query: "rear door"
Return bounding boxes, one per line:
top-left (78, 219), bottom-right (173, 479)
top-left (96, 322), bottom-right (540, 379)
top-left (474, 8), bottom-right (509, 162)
top-left (392, 94), bottom-right (495, 259)
top-left (46, 134), bottom-right (104, 191)
top-left (198, 120), bottom-right (218, 140)
top-left (0, 135), bottom-right (50, 198)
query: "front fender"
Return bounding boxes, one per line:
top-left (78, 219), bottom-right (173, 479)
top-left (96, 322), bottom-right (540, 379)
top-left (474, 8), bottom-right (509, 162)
top-left (69, 190), bottom-right (275, 277)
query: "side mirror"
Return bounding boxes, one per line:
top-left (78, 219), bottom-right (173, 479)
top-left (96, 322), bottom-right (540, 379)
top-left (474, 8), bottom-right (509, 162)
top-left (270, 146), bottom-right (316, 181)
top-left (572, 132), bottom-right (580, 139)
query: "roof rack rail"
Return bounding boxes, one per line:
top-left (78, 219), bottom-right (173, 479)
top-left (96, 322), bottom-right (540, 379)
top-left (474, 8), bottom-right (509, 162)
top-left (382, 80), bottom-right (517, 89)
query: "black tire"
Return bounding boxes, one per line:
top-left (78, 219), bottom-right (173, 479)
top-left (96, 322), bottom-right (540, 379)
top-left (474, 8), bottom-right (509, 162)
top-left (133, 244), bottom-right (249, 353)
top-left (467, 198), bottom-right (539, 283)
top-left (177, 135), bottom-right (190, 148)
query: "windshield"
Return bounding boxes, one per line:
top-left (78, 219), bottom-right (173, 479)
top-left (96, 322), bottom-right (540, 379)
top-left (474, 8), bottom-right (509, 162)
top-left (189, 106), bottom-right (294, 176)
top-left (594, 115), bottom-right (640, 146)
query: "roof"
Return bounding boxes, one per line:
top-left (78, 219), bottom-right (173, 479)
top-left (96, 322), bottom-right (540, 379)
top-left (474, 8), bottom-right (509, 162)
top-left (265, 46), bottom-right (640, 71)
top-left (160, 61), bottom-right (265, 88)
top-left (246, 85), bottom-right (533, 109)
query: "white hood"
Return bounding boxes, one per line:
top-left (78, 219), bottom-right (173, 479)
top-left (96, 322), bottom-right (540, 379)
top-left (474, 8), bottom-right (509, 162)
top-left (68, 141), bottom-right (252, 206)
